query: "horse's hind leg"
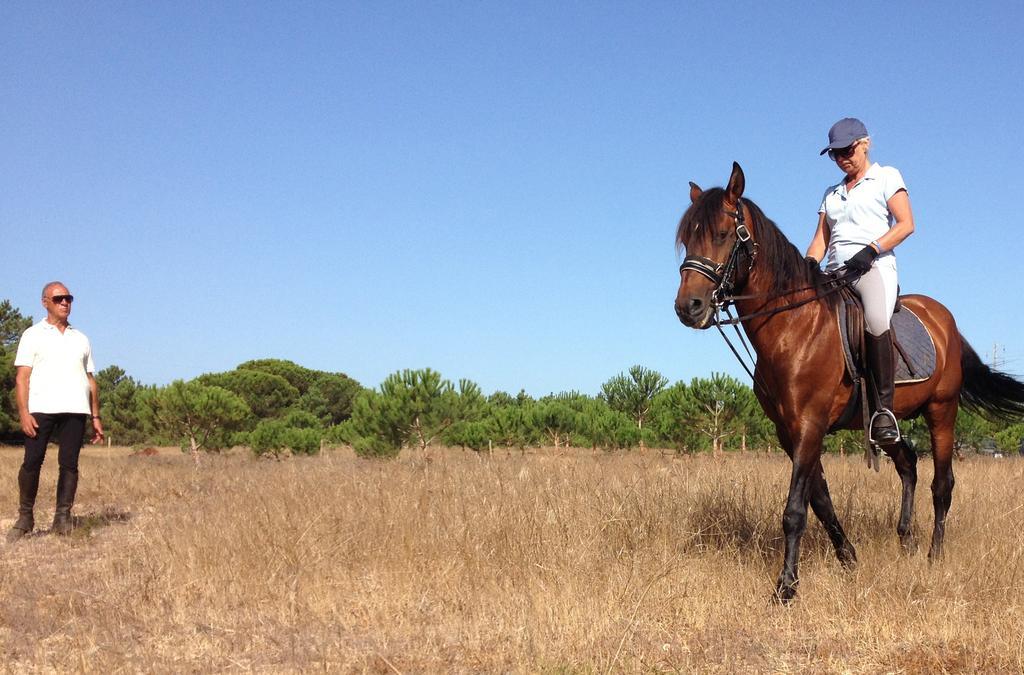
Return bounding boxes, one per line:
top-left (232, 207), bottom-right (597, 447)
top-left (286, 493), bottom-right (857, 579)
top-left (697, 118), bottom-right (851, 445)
top-left (886, 439), bottom-right (918, 553)
top-left (924, 401), bottom-right (957, 560)
top-left (808, 459), bottom-right (856, 567)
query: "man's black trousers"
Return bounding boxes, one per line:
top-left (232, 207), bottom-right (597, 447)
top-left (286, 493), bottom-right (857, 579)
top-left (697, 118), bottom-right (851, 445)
top-left (22, 413), bottom-right (87, 474)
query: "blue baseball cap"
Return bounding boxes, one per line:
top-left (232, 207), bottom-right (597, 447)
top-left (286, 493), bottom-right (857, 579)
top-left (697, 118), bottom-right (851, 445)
top-left (820, 118), bottom-right (869, 155)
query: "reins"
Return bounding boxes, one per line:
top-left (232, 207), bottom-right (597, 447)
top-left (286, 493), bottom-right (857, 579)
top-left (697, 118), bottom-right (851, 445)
top-left (679, 201), bottom-right (858, 383)
top-left (713, 276), bottom-right (853, 326)
top-left (710, 278), bottom-right (854, 383)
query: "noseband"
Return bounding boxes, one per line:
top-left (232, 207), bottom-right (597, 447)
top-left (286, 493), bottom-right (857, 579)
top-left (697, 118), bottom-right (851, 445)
top-left (679, 203), bottom-right (759, 306)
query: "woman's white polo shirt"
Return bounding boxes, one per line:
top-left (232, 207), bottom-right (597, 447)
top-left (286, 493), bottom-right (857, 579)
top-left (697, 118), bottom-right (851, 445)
top-left (819, 162), bottom-right (906, 272)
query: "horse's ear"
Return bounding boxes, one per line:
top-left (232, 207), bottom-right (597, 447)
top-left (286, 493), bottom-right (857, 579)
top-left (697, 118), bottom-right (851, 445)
top-left (726, 162), bottom-right (745, 204)
top-left (689, 181), bottom-right (702, 203)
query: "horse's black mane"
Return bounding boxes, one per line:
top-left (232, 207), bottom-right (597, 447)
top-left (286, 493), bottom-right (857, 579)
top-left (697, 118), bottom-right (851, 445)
top-left (676, 187), bottom-right (835, 304)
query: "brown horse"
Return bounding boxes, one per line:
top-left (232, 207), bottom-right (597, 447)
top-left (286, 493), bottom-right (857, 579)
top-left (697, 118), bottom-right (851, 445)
top-left (674, 162), bottom-right (1024, 602)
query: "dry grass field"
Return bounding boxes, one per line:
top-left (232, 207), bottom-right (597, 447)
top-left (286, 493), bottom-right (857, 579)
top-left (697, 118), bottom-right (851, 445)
top-left (1, 444), bottom-right (1023, 673)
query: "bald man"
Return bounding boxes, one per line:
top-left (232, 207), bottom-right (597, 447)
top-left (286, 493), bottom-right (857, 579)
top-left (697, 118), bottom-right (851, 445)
top-left (8, 282), bottom-right (103, 542)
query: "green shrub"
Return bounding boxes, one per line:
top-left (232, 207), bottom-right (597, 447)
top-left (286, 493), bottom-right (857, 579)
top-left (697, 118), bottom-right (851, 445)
top-left (249, 418), bottom-right (323, 457)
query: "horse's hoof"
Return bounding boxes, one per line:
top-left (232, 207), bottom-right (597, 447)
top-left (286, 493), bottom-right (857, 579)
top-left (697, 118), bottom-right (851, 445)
top-left (839, 544), bottom-right (856, 569)
top-left (773, 582), bottom-right (798, 604)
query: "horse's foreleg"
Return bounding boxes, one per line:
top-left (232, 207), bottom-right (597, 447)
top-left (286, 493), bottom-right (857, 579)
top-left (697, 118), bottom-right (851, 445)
top-left (775, 454), bottom-right (818, 602)
top-left (925, 402), bottom-right (957, 560)
top-left (807, 459), bottom-right (856, 567)
top-left (887, 439), bottom-right (918, 553)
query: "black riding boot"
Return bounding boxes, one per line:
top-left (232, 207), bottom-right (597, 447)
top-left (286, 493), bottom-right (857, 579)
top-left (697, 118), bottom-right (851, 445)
top-left (6, 466), bottom-right (41, 543)
top-left (866, 331), bottom-right (900, 445)
top-left (51, 469), bottom-right (79, 536)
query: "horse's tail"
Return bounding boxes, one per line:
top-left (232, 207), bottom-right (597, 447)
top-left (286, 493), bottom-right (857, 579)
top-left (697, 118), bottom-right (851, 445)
top-left (959, 334), bottom-right (1024, 420)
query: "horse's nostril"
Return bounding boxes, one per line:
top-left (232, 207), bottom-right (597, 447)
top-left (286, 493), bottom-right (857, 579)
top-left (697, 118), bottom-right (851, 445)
top-left (689, 298), bottom-right (704, 314)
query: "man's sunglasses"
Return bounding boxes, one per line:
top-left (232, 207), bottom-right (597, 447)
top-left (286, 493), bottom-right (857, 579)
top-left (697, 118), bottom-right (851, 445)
top-left (49, 295), bottom-right (74, 304)
top-left (827, 143), bottom-right (860, 161)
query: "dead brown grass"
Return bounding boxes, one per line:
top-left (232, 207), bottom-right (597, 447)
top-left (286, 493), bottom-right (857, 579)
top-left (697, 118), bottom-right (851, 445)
top-left (1, 445), bottom-right (1023, 673)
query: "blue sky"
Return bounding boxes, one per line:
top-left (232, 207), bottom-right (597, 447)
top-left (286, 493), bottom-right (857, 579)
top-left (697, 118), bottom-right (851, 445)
top-left (3, 1), bottom-right (1021, 396)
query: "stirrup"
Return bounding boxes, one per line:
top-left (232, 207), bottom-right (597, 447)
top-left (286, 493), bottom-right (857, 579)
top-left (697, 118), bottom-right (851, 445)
top-left (869, 409), bottom-right (901, 445)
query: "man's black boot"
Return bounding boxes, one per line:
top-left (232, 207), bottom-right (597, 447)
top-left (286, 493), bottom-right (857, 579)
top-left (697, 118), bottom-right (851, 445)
top-left (52, 468), bottom-right (78, 536)
top-left (6, 466), bottom-right (40, 543)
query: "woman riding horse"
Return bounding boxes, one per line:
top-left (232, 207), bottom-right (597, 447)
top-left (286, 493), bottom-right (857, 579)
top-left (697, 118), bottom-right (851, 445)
top-left (805, 117), bottom-right (915, 446)
top-left (675, 161), bottom-right (1024, 601)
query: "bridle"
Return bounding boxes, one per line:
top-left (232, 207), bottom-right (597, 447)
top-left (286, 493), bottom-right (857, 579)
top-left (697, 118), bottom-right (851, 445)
top-left (679, 201), bottom-right (852, 323)
top-left (679, 202), bottom-right (759, 309)
top-left (678, 202), bottom-right (765, 381)
top-left (677, 199), bottom-right (853, 383)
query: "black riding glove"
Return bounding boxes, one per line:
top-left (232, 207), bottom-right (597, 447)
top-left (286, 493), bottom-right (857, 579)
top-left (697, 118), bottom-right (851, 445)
top-left (844, 245), bottom-right (878, 273)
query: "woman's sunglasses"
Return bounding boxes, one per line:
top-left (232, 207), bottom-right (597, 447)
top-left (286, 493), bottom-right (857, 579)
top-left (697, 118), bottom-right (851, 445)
top-left (827, 143), bottom-right (860, 161)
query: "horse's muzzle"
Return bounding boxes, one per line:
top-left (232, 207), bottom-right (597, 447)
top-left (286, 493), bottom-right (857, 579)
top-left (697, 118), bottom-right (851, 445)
top-left (675, 296), bottom-right (714, 329)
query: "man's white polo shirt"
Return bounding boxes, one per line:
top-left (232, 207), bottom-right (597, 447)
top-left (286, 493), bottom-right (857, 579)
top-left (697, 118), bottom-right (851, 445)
top-left (14, 320), bottom-right (95, 415)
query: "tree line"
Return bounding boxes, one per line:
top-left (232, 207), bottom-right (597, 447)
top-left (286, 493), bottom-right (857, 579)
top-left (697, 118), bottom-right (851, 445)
top-left (2, 298), bottom-right (1023, 458)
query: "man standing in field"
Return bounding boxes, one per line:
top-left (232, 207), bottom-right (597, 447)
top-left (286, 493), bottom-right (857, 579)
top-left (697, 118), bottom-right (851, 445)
top-left (7, 282), bottom-right (103, 542)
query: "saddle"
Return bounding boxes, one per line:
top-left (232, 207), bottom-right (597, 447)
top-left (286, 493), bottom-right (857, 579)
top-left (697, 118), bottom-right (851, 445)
top-left (828, 286), bottom-right (937, 458)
